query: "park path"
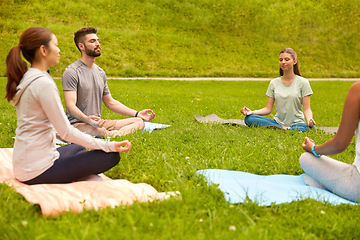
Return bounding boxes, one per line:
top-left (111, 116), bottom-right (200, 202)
top-left (106, 77), bottom-right (359, 81)
top-left (1, 77), bottom-right (359, 81)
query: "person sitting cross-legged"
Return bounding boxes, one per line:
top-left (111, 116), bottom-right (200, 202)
top-left (240, 48), bottom-right (316, 132)
top-left (62, 27), bottom-right (155, 138)
top-left (300, 81), bottom-right (360, 202)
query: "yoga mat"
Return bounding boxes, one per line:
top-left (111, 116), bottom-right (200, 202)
top-left (195, 114), bottom-right (246, 126)
top-left (316, 127), bottom-right (339, 134)
top-left (197, 169), bottom-right (356, 206)
top-left (0, 148), bottom-right (180, 216)
top-left (144, 122), bottom-right (171, 133)
top-left (195, 114), bottom-right (339, 134)
top-left (12, 122), bottom-right (171, 145)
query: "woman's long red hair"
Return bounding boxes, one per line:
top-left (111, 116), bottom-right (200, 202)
top-left (5, 27), bottom-right (52, 102)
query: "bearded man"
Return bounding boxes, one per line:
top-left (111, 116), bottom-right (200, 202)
top-left (62, 27), bottom-right (155, 138)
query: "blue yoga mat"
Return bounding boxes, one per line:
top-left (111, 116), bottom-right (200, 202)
top-left (12, 122), bottom-right (171, 145)
top-left (197, 169), bottom-right (357, 206)
top-left (144, 122), bottom-right (171, 133)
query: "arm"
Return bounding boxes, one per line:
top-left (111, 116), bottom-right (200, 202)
top-left (302, 82), bottom-right (360, 155)
top-left (103, 94), bottom-right (155, 121)
top-left (302, 95), bottom-right (315, 127)
top-left (39, 81), bottom-right (130, 153)
top-left (114, 140), bottom-right (132, 152)
top-left (63, 90), bottom-right (104, 127)
top-left (241, 97), bottom-right (275, 116)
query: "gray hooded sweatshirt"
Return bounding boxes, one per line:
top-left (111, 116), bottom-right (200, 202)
top-left (12, 68), bottom-right (116, 182)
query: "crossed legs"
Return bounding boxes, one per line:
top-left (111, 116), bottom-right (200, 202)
top-left (299, 152), bottom-right (360, 202)
top-left (244, 115), bottom-right (314, 132)
top-left (22, 144), bottom-right (120, 185)
top-left (73, 117), bottom-right (145, 138)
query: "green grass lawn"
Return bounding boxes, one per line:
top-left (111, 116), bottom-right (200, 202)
top-left (1, 0), bottom-right (360, 78)
top-left (1, 0), bottom-right (360, 238)
top-left (1, 79), bottom-right (360, 239)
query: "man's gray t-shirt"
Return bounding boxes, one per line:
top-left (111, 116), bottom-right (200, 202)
top-left (62, 60), bottom-right (110, 124)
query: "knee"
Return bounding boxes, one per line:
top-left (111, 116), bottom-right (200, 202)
top-left (74, 144), bottom-right (87, 152)
top-left (299, 152), bottom-right (313, 168)
top-left (244, 114), bottom-right (257, 126)
top-left (135, 118), bottom-right (145, 130)
top-left (65, 143), bottom-right (86, 152)
top-left (244, 115), bottom-right (251, 125)
top-left (109, 152), bottom-right (120, 167)
top-left (310, 125), bottom-right (317, 132)
top-left (87, 127), bottom-right (108, 138)
top-left (292, 124), bottom-right (309, 132)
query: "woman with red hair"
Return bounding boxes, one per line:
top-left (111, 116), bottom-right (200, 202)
top-left (6, 27), bottom-right (131, 185)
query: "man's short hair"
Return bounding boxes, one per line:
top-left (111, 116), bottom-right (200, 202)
top-left (74, 27), bottom-right (97, 52)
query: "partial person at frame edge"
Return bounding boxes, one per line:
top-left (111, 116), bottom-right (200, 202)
top-left (62, 27), bottom-right (155, 139)
top-left (300, 81), bottom-right (360, 202)
top-left (5, 27), bottom-right (131, 185)
top-left (240, 48), bottom-right (316, 132)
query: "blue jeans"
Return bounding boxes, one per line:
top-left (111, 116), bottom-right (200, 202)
top-left (244, 115), bottom-right (315, 132)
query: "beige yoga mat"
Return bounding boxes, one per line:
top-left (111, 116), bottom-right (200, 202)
top-left (0, 148), bottom-right (180, 216)
top-left (195, 113), bottom-right (246, 126)
top-left (195, 114), bottom-right (339, 134)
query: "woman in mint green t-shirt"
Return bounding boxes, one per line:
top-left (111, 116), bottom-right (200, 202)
top-left (240, 48), bottom-right (316, 132)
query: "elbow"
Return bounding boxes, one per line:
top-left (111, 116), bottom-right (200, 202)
top-left (263, 108), bottom-right (272, 115)
top-left (103, 102), bottom-right (112, 109)
top-left (65, 104), bottom-right (74, 116)
top-left (57, 127), bottom-right (73, 142)
top-left (304, 109), bottom-right (312, 117)
top-left (335, 144), bottom-right (348, 154)
top-left (66, 109), bottom-right (73, 117)
top-left (330, 138), bottom-right (349, 154)
top-left (66, 110), bottom-right (77, 120)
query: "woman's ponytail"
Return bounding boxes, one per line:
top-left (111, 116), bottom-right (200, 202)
top-left (5, 27), bottom-right (53, 102)
top-left (5, 45), bottom-right (28, 102)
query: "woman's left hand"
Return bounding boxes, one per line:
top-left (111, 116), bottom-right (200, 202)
top-left (302, 137), bottom-right (315, 152)
top-left (307, 118), bottom-right (316, 127)
top-left (240, 106), bottom-right (253, 116)
top-left (114, 140), bottom-right (132, 153)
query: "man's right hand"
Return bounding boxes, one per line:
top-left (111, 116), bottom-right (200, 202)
top-left (114, 140), bottom-right (132, 152)
top-left (138, 109), bottom-right (155, 121)
top-left (87, 115), bottom-right (104, 128)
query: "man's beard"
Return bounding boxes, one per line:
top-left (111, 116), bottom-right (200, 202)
top-left (84, 45), bottom-right (101, 57)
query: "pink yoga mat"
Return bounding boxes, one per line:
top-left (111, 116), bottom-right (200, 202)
top-left (0, 148), bottom-right (180, 216)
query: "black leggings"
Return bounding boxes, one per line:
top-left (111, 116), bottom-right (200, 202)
top-left (23, 144), bottom-right (120, 185)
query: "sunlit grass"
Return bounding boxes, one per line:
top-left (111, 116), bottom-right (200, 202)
top-left (1, 79), bottom-right (359, 239)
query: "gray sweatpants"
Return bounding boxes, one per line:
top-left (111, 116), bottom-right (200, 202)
top-left (299, 152), bottom-right (360, 202)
